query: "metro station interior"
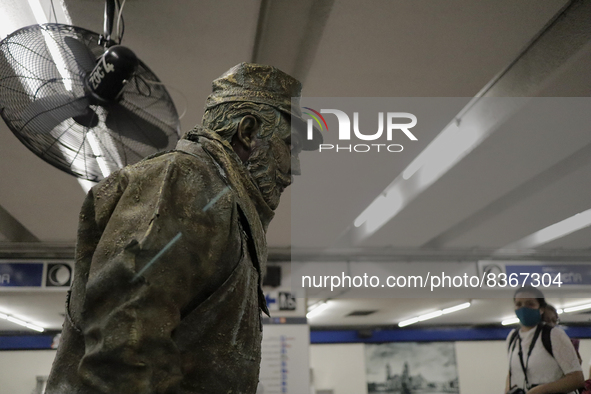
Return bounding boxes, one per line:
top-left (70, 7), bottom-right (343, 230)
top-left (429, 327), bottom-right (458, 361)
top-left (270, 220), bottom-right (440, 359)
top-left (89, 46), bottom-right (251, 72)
top-left (1, 1), bottom-right (591, 393)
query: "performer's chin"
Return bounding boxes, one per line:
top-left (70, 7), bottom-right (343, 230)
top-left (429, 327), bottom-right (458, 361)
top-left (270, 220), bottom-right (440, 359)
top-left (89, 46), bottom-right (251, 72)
top-left (259, 182), bottom-right (282, 211)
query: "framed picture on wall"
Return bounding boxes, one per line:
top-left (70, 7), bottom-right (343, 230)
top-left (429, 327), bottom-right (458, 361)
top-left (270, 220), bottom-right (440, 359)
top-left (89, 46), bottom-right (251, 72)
top-left (365, 342), bottom-right (460, 394)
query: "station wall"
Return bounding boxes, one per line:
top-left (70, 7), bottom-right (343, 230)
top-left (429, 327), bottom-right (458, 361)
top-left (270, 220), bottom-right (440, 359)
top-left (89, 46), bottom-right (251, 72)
top-left (310, 339), bottom-right (591, 394)
top-left (1, 338), bottom-right (590, 394)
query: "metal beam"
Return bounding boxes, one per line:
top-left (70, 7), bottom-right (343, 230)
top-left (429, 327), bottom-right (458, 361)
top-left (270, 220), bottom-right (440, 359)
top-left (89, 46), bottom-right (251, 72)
top-left (0, 242), bottom-right (71, 259)
top-left (422, 0), bottom-right (591, 248)
top-left (251, 0), bottom-right (334, 83)
top-left (2, 243), bottom-right (591, 262)
top-left (347, 0), bottom-right (591, 245)
top-left (288, 247), bottom-right (591, 262)
top-left (424, 139), bottom-right (591, 248)
top-left (0, 205), bottom-right (39, 242)
top-left (477, 0), bottom-right (591, 98)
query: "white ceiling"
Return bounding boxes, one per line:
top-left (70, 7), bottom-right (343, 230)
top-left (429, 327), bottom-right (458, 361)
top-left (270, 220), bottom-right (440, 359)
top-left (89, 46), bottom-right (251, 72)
top-left (1, 0), bottom-right (591, 332)
top-left (0, 290), bottom-right (66, 331)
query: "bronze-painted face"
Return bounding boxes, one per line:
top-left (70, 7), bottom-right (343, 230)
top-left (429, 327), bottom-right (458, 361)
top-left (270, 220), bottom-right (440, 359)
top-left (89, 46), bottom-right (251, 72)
top-left (247, 115), bottom-right (300, 210)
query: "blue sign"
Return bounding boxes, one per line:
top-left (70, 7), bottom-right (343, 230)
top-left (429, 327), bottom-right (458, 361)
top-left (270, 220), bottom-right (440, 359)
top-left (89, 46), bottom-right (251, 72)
top-left (0, 263), bottom-right (44, 287)
top-left (505, 264), bottom-right (591, 286)
top-left (265, 293), bottom-right (277, 308)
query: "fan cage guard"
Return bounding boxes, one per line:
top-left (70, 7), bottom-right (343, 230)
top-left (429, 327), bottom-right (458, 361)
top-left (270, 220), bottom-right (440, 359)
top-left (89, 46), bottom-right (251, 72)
top-left (0, 23), bottom-right (181, 182)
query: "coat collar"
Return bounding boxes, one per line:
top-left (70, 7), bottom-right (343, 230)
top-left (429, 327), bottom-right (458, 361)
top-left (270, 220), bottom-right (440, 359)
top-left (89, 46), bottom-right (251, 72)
top-left (175, 127), bottom-right (275, 231)
top-left (175, 127), bottom-right (274, 284)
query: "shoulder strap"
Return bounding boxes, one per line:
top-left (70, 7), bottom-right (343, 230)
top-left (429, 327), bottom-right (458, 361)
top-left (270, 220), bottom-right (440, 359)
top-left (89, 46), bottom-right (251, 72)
top-left (528, 324), bottom-right (543, 357)
top-left (508, 329), bottom-right (519, 352)
top-left (517, 324), bottom-right (543, 387)
top-left (541, 324), bottom-right (554, 357)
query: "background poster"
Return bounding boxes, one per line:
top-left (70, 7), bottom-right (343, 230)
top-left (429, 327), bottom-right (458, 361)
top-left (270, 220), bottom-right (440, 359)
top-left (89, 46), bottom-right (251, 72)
top-left (365, 342), bottom-right (460, 394)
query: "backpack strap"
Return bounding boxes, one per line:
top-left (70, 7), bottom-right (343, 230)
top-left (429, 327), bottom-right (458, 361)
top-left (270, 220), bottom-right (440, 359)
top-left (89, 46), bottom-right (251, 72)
top-left (508, 329), bottom-right (519, 352)
top-left (541, 324), bottom-right (554, 357)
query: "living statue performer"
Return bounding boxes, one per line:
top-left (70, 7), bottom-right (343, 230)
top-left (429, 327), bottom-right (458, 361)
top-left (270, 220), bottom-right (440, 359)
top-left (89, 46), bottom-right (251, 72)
top-left (45, 63), bottom-right (321, 394)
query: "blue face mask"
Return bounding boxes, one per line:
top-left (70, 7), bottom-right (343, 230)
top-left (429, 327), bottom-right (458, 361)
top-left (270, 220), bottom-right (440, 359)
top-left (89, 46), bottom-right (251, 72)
top-left (515, 307), bottom-right (541, 327)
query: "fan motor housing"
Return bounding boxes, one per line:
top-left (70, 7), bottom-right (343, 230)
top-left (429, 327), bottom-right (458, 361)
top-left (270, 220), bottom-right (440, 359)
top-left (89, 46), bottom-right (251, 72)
top-left (85, 45), bottom-right (138, 103)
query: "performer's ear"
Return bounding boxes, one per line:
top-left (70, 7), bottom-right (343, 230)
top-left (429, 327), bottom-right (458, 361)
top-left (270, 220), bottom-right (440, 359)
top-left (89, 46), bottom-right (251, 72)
top-left (232, 115), bottom-right (259, 162)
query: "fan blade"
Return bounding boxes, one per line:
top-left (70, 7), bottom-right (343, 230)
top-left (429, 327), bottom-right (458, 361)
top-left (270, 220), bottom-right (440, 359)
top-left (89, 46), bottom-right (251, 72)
top-left (64, 36), bottom-right (97, 73)
top-left (105, 105), bottom-right (170, 149)
top-left (21, 95), bottom-right (91, 132)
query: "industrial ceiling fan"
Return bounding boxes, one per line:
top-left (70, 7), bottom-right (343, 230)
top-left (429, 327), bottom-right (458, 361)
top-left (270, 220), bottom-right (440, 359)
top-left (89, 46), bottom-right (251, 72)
top-left (0, 0), bottom-right (180, 182)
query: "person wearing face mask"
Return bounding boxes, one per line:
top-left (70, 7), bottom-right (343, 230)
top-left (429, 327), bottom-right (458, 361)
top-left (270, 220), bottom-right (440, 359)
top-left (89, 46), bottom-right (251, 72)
top-left (505, 287), bottom-right (584, 394)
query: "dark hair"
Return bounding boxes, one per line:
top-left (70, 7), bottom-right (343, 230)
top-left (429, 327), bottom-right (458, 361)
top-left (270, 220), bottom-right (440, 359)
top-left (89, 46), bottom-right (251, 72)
top-left (545, 304), bottom-right (557, 313)
top-left (513, 286), bottom-right (547, 308)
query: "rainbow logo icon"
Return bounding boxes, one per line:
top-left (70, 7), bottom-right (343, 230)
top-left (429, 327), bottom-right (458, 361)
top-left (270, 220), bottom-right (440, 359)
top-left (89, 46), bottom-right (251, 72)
top-left (303, 107), bottom-right (328, 132)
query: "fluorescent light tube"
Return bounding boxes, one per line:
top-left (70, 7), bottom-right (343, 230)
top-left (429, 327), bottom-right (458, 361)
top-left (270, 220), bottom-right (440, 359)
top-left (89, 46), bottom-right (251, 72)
top-left (307, 302), bottom-right (330, 319)
top-left (28, 0), bottom-right (73, 91)
top-left (502, 317), bottom-right (520, 326)
top-left (399, 302), bottom-right (471, 328)
top-left (398, 317), bottom-right (419, 328)
top-left (25, 324), bottom-right (45, 332)
top-left (0, 310), bottom-right (45, 332)
top-left (442, 302), bottom-right (471, 314)
top-left (7, 316), bottom-right (28, 326)
top-left (563, 303), bottom-right (591, 313)
top-left (418, 310), bottom-right (443, 321)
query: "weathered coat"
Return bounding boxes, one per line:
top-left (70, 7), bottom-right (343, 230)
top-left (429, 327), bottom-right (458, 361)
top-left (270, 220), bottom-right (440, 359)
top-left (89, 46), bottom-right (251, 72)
top-left (45, 127), bottom-right (272, 394)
